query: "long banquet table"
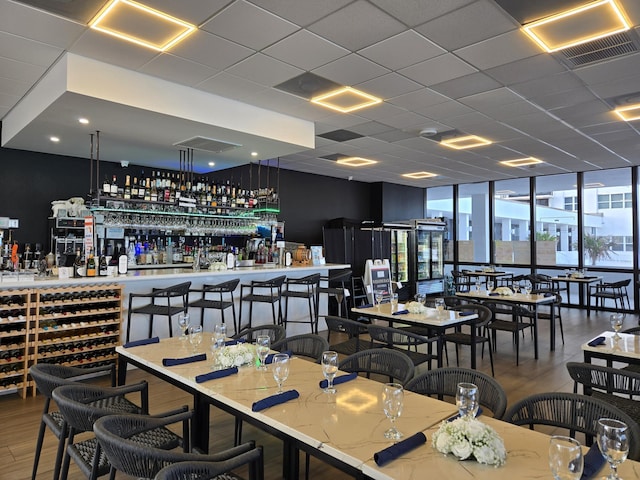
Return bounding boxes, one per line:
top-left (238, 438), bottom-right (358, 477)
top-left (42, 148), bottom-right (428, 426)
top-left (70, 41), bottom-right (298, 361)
top-left (117, 336), bottom-right (639, 480)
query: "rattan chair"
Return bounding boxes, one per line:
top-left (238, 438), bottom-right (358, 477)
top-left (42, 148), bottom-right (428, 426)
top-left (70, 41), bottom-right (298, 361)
top-left (366, 324), bottom-right (438, 370)
top-left (338, 348), bottom-right (414, 385)
top-left (405, 367), bottom-right (507, 419)
top-left (271, 334), bottom-right (329, 363)
top-left (94, 411), bottom-right (263, 480)
top-left (504, 392), bottom-right (640, 460)
top-left (52, 382), bottom-right (184, 480)
top-left (484, 300), bottom-right (535, 366)
top-left (589, 279), bottom-right (632, 312)
top-left (232, 324), bottom-right (286, 344)
top-left (29, 363), bottom-right (117, 480)
top-left (154, 457), bottom-right (264, 480)
top-left (324, 315), bottom-right (373, 356)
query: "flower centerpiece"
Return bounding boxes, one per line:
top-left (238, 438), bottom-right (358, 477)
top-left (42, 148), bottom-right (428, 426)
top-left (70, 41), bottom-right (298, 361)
top-left (217, 344), bottom-right (255, 368)
top-left (405, 301), bottom-right (427, 314)
top-left (493, 286), bottom-right (513, 296)
top-left (432, 417), bottom-right (507, 467)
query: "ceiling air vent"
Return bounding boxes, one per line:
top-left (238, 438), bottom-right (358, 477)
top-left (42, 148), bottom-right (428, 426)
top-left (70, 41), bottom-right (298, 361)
top-left (559, 32), bottom-right (638, 68)
top-left (173, 136), bottom-right (241, 154)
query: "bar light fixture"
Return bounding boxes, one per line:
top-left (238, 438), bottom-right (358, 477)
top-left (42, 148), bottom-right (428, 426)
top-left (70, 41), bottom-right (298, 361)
top-left (522, 0), bottom-right (631, 53)
top-left (336, 157), bottom-right (378, 167)
top-left (311, 87), bottom-right (382, 113)
top-left (500, 157), bottom-right (544, 167)
top-left (614, 103), bottom-right (640, 121)
top-left (440, 134), bottom-right (492, 150)
top-left (402, 171), bottom-right (437, 179)
top-left (89, 0), bottom-right (196, 51)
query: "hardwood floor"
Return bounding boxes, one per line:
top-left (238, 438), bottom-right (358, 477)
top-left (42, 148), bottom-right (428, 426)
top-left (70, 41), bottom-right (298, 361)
top-left (0, 307), bottom-right (633, 480)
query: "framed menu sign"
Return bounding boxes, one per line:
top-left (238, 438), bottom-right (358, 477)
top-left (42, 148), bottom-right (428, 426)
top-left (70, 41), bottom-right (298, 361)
top-left (364, 259), bottom-right (392, 304)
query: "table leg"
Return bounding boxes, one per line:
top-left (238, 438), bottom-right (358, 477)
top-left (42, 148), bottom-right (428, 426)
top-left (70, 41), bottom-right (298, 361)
top-left (193, 393), bottom-right (210, 453)
top-left (283, 438), bottom-right (299, 480)
top-left (470, 327), bottom-right (477, 370)
top-left (533, 307), bottom-right (539, 359)
top-left (117, 355), bottom-right (128, 385)
top-left (550, 304), bottom-right (555, 352)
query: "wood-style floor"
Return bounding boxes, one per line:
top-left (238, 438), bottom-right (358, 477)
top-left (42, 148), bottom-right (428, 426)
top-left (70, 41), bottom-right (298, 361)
top-left (0, 307), bottom-right (633, 480)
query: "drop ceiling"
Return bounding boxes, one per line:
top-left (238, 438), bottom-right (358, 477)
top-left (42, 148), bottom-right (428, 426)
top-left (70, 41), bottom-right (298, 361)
top-left (1, 0), bottom-right (640, 187)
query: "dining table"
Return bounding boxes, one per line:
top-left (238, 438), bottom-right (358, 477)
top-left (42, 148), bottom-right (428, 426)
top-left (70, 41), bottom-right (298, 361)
top-left (551, 275), bottom-right (602, 310)
top-left (350, 303), bottom-right (479, 368)
top-left (582, 331), bottom-right (640, 368)
top-left (461, 270), bottom-right (513, 288)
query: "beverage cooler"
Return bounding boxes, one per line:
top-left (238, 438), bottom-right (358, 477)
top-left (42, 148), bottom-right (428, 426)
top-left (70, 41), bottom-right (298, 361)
top-left (410, 219), bottom-right (446, 296)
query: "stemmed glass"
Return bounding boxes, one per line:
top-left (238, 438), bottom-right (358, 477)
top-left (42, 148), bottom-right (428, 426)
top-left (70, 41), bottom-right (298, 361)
top-left (256, 335), bottom-right (270, 370)
top-left (382, 383), bottom-right (404, 441)
top-left (610, 314), bottom-right (625, 340)
top-left (321, 351), bottom-right (339, 394)
top-left (178, 313), bottom-right (190, 340)
top-left (456, 382), bottom-right (479, 420)
top-left (434, 297), bottom-right (445, 317)
top-left (375, 291), bottom-right (384, 310)
top-left (272, 353), bottom-right (290, 393)
top-left (486, 280), bottom-right (494, 292)
top-left (549, 436), bottom-right (583, 480)
top-left (214, 323), bottom-right (227, 349)
top-left (598, 418), bottom-right (629, 480)
top-left (475, 279), bottom-right (482, 292)
top-left (523, 282), bottom-right (532, 295)
top-left (188, 325), bottom-right (203, 353)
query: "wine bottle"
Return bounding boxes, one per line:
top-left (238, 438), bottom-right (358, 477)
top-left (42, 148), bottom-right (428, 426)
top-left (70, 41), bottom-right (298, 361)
top-left (131, 177), bottom-right (138, 198)
top-left (123, 175), bottom-right (131, 199)
top-left (110, 175), bottom-right (118, 198)
top-left (86, 250), bottom-right (96, 277)
top-left (102, 175), bottom-right (111, 196)
top-left (73, 249), bottom-right (84, 277)
top-left (98, 251), bottom-right (108, 276)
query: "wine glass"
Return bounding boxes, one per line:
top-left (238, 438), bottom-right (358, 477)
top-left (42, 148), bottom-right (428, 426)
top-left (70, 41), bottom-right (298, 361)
top-left (456, 382), bottom-right (479, 420)
top-left (382, 383), bottom-right (403, 441)
top-left (255, 335), bottom-right (270, 370)
top-left (434, 297), bottom-right (445, 317)
top-left (486, 280), bottom-right (494, 292)
top-left (414, 293), bottom-right (425, 305)
top-left (177, 313), bottom-right (190, 340)
top-left (214, 323), bottom-right (227, 349)
top-left (272, 353), bottom-right (290, 393)
top-left (375, 291), bottom-right (384, 309)
top-left (549, 435), bottom-right (583, 480)
top-left (475, 279), bottom-right (482, 292)
top-left (321, 350), bottom-right (339, 394)
top-left (610, 314), bottom-right (624, 340)
top-left (390, 293), bottom-right (399, 313)
top-left (188, 325), bottom-right (203, 353)
top-left (523, 282), bottom-right (532, 295)
top-left (598, 418), bottom-right (629, 479)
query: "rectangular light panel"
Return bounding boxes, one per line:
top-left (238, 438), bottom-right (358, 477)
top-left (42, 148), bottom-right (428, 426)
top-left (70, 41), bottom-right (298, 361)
top-left (311, 87), bottom-right (382, 113)
top-left (403, 171), bottom-right (437, 179)
top-left (336, 157), bottom-right (378, 167)
top-left (440, 135), bottom-right (492, 150)
top-left (500, 157), bottom-right (544, 167)
top-left (614, 103), bottom-right (640, 121)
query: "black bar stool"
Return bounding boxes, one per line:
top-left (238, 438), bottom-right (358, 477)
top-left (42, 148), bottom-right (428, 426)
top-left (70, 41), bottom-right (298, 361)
top-left (282, 273), bottom-right (321, 333)
top-left (189, 278), bottom-right (240, 334)
top-left (126, 281), bottom-right (191, 342)
top-left (317, 269), bottom-right (352, 319)
top-left (238, 275), bottom-right (286, 332)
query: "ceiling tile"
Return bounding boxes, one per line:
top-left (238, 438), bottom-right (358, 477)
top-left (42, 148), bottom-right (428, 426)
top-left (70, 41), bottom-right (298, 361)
top-left (226, 53), bottom-right (304, 87)
top-left (248, 0), bottom-right (352, 27)
top-left (0, 31), bottom-right (63, 67)
top-left (143, 0), bottom-right (233, 24)
top-left (415, 0), bottom-right (517, 50)
top-left (356, 72), bottom-right (423, 99)
top-left (458, 87), bottom-right (522, 109)
top-left (430, 72), bottom-right (501, 99)
top-left (573, 52), bottom-right (640, 86)
top-left (140, 54), bottom-right (218, 87)
top-left (532, 88), bottom-right (597, 111)
top-left (485, 54), bottom-right (567, 85)
top-left (372, 129), bottom-right (418, 142)
top-left (0, 56), bottom-right (46, 83)
top-left (552, 100), bottom-right (616, 128)
top-left (201, 0), bottom-right (299, 50)
top-left (369, 0), bottom-right (475, 27)
top-left (442, 111), bottom-right (491, 129)
top-left (0, 75), bottom-right (31, 97)
top-left (197, 72), bottom-right (267, 101)
top-left (68, 30), bottom-right (160, 70)
top-left (313, 54), bottom-right (390, 86)
top-left (510, 72), bottom-right (585, 100)
top-left (417, 100), bottom-right (474, 120)
top-left (387, 88), bottom-right (449, 110)
top-left (454, 29), bottom-right (540, 70)
top-left (378, 111), bottom-right (431, 129)
top-left (348, 121), bottom-right (395, 136)
top-left (399, 54), bottom-right (477, 86)
top-left (345, 101), bottom-right (404, 122)
top-left (307, 0), bottom-right (406, 51)
top-left (588, 75), bottom-right (640, 100)
top-left (263, 30), bottom-right (348, 71)
top-left (0, 91), bottom-right (20, 108)
top-left (170, 30), bottom-right (254, 71)
top-left (358, 31), bottom-right (445, 71)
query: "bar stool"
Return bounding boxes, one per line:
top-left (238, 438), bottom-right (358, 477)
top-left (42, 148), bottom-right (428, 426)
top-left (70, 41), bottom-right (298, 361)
top-left (126, 281), bottom-right (191, 342)
top-left (238, 275), bottom-right (286, 331)
top-left (189, 279), bottom-right (240, 334)
top-left (317, 269), bottom-right (352, 318)
top-left (281, 273), bottom-right (321, 333)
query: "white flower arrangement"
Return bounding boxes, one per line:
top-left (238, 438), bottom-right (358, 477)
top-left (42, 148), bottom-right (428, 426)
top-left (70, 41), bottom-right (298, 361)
top-left (217, 344), bottom-right (255, 368)
top-left (493, 287), bottom-right (513, 296)
top-left (405, 301), bottom-right (427, 314)
top-left (432, 417), bottom-right (506, 467)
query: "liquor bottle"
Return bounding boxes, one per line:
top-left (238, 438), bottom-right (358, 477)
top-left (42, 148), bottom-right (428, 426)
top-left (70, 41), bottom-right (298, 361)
top-left (110, 175), bottom-right (118, 197)
top-left (98, 251), bottom-right (108, 276)
top-left (73, 249), bottom-right (84, 277)
top-left (138, 171), bottom-right (146, 199)
top-left (86, 250), bottom-right (96, 277)
top-left (131, 177), bottom-right (138, 198)
top-left (144, 178), bottom-right (151, 201)
top-left (102, 175), bottom-right (111, 196)
top-left (123, 175), bottom-right (131, 199)
top-left (150, 178), bottom-right (158, 202)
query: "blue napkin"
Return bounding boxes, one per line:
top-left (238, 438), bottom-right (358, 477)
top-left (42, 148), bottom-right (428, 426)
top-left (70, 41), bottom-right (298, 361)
top-left (374, 432), bottom-right (427, 466)
top-left (392, 309), bottom-right (409, 315)
top-left (581, 443), bottom-right (606, 479)
top-left (488, 292), bottom-right (500, 296)
top-left (583, 276), bottom-right (597, 280)
top-left (225, 339), bottom-right (246, 346)
top-left (587, 336), bottom-right (606, 347)
top-left (252, 389), bottom-right (300, 412)
top-left (195, 367), bottom-right (238, 383)
top-left (264, 351), bottom-right (293, 364)
top-left (459, 311), bottom-right (475, 316)
top-left (447, 407), bottom-right (483, 422)
top-left (359, 304), bottom-right (374, 309)
top-left (162, 353), bottom-right (207, 366)
top-left (319, 372), bottom-right (357, 388)
top-left (544, 292), bottom-right (554, 297)
top-left (123, 337), bottom-right (159, 348)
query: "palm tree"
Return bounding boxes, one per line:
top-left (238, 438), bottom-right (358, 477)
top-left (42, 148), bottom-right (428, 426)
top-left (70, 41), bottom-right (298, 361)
top-left (582, 234), bottom-right (616, 266)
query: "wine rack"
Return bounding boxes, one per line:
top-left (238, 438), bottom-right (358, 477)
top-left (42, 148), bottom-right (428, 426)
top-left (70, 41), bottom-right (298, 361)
top-left (0, 289), bottom-right (31, 398)
top-left (29, 283), bottom-right (123, 396)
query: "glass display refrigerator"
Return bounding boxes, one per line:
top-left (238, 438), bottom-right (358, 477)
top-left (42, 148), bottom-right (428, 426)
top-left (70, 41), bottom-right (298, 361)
top-left (410, 219), bottom-right (446, 296)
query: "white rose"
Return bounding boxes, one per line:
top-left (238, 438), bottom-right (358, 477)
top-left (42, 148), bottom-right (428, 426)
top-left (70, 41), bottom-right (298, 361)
top-left (473, 445), bottom-right (494, 464)
top-left (464, 419), bottom-right (485, 441)
top-left (434, 431), bottom-right (451, 452)
top-left (451, 439), bottom-right (473, 460)
top-left (234, 356), bottom-right (244, 367)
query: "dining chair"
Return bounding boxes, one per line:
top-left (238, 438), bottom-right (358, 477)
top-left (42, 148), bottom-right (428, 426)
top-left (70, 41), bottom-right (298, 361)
top-left (281, 273), bottom-right (321, 333)
top-left (484, 300), bottom-right (535, 366)
top-left (324, 315), bottom-right (372, 356)
top-left (94, 411), bottom-right (263, 480)
top-left (366, 324), bottom-right (438, 370)
top-left (189, 278), bottom-right (240, 335)
top-left (238, 275), bottom-right (287, 331)
top-left (153, 456), bottom-right (264, 480)
top-left (232, 324), bottom-right (286, 344)
top-left (271, 333), bottom-right (329, 363)
top-left (589, 279), bottom-right (632, 311)
top-left (405, 367), bottom-right (507, 419)
top-left (338, 348), bottom-right (414, 385)
top-left (504, 391), bottom-right (640, 460)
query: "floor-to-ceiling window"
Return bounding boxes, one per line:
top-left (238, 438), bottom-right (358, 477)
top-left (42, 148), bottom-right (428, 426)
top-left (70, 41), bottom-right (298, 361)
top-left (426, 185), bottom-right (454, 263)
top-left (457, 183), bottom-right (489, 264)
top-left (493, 178), bottom-right (531, 265)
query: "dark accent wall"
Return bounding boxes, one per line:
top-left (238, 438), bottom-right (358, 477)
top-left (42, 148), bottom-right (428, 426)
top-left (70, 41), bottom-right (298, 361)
top-left (370, 182), bottom-right (426, 222)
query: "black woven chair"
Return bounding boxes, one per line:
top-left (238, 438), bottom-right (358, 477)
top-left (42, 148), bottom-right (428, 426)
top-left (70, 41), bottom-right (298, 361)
top-left (189, 279), bottom-right (240, 334)
top-left (451, 270), bottom-right (472, 292)
top-left (94, 411), bottom-right (263, 480)
top-left (272, 334), bottom-right (329, 363)
top-left (324, 315), bottom-right (373, 356)
top-left (318, 269), bottom-right (352, 318)
top-left (484, 300), bottom-right (535, 366)
top-left (504, 392), bottom-right (640, 460)
top-left (566, 362), bottom-right (640, 425)
top-left (52, 382), bottom-right (184, 480)
top-left (232, 324), bottom-right (286, 344)
top-left (366, 324), bottom-right (438, 370)
top-left (589, 279), bottom-right (632, 311)
top-left (29, 363), bottom-right (117, 480)
top-left (238, 275), bottom-right (286, 331)
top-left (405, 367), bottom-right (507, 419)
top-left (338, 348), bottom-right (414, 385)
top-left (154, 457), bottom-right (264, 480)
top-left (282, 273), bottom-right (321, 333)
top-left (442, 304), bottom-right (495, 376)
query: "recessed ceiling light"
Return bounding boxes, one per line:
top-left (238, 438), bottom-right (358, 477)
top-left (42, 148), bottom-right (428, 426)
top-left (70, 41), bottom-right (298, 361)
top-left (402, 171), bottom-right (437, 179)
top-left (440, 135), bottom-right (492, 150)
top-left (311, 87), bottom-right (382, 113)
top-left (251, 152), bottom-right (258, 157)
top-left (614, 103), bottom-right (640, 121)
top-left (522, 0), bottom-right (631, 52)
top-left (89, 0), bottom-right (197, 52)
top-left (500, 157), bottom-right (543, 167)
top-left (78, 117), bottom-right (89, 124)
top-left (50, 136), bottom-right (60, 143)
top-left (336, 157), bottom-right (378, 167)
top-left (208, 162), bottom-right (215, 167)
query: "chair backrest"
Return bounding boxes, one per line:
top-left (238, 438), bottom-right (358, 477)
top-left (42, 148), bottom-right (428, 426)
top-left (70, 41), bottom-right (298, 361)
top-left (29, 363), bottom-right (115, 399)
top-left (367, 324), bottom-right (431, 348)
top-left (153, 453), bottom-right (264, 480)
top-left (252, 275), bottom-right (286, 288)
top-left (157, 282), bottom-right (192, 298)
top-left (325, 316), bottom-right (368, 338)
top-left (566, 362), bottom-right (640, 397)
top-left (450, 304), bottom-right (493, 327)
top-left (405, 367), bottom-right (507, 419)
top-left (287, 273), bottom-right (321, 285)
top-left (233, 325), bottom-right (286, 343)
top-left (338, 348), bottom-right (414, 385)
top-left (204, 278), bottom-right (240, 293)
top-left (271, 334), bottom-right (329, 362)
top-left (504, 392), bottom-right (640, 460)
